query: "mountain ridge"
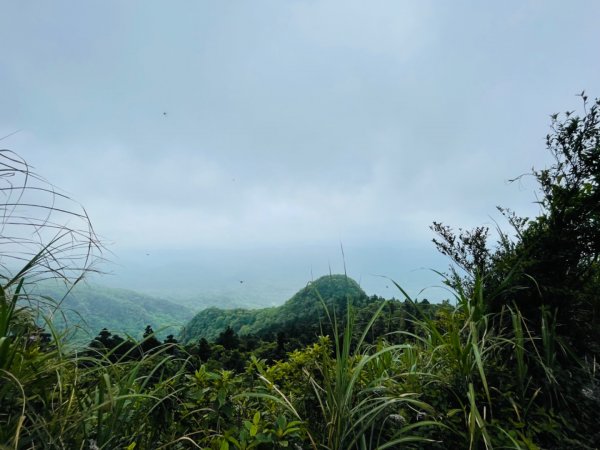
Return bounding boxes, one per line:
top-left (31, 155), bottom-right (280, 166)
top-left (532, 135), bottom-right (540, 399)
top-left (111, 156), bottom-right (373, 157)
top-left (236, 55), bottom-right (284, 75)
top-left (181, 274), bottom-right (370, 342)
top-left (35, 282), bottom-right (194, 342)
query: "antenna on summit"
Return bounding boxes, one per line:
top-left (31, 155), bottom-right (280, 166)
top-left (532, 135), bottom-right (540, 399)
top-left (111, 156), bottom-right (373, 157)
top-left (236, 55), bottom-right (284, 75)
top-left (340, 241), bottom-right (347, 278)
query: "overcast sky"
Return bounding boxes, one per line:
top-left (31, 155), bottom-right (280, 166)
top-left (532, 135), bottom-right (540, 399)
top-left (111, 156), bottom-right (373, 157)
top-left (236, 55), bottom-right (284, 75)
top-left (1, 1), bottom-right (599, 300)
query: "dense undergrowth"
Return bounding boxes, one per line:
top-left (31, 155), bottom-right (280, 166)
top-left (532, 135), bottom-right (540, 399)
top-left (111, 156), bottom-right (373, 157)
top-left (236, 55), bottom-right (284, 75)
top-left (1, 96), bottom-right (600, 449)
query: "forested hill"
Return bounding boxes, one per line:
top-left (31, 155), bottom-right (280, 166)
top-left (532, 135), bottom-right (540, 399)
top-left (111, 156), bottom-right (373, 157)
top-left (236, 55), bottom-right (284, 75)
top-left (37, 283), bottom-right (194, 342)
top-left (180, 274), bottom-right (371, 342)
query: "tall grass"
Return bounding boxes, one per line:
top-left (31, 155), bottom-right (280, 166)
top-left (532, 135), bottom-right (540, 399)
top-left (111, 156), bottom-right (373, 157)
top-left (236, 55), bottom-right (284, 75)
top-left (393, 272), bottom-right (600, 449)
top-left (390, 276), bottom-right (499, 449)
top-left (254, 281), bottom-right (437, 450)
top-left (0, 151), bottom-right (187, 448)
top-left (0, 151), bottom-right (94, 447)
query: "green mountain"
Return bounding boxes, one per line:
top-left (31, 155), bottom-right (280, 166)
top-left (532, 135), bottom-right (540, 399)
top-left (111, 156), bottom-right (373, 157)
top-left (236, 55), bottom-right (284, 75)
top-left (33, 283), bottom-right (194, 343)
top-left (180, 274), bottom-right (370, 343)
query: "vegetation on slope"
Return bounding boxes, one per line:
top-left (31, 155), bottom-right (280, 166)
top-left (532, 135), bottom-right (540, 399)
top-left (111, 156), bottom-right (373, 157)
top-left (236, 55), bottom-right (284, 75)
top-left (180, 274), bottom-right (370, 342)
top-left (38, 282), bottom-right (193, 342)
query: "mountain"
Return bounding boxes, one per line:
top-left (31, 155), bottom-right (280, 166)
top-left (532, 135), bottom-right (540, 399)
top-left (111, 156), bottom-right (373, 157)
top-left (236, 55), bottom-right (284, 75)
top-left (180, 274), bottom-right (370, 343)
top-left (32, 282), bottom-right (195, 343)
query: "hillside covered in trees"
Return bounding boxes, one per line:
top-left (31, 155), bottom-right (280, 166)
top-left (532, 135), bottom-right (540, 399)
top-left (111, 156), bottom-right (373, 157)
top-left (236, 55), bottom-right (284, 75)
top-left (35, 282), bottom-right (194, 342)
top-left (1, 97), bottom-right (600, 449)
top-left (181, 274), bottom-right (372, 342)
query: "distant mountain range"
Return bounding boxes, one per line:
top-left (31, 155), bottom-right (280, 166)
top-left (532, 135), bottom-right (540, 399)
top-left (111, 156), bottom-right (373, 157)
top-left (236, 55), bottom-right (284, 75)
top-left (33, 274), bottom-right (394, 345)
top-left (33, 283), bottom-right (194, 343)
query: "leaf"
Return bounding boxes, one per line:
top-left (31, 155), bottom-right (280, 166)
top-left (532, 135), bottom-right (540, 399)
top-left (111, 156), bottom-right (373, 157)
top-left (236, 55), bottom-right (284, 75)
top-left (446, 408), bottom-right (462, 418)
top-left (217, 388), bottom-right (226, 406)
top-left (276, 415), bottom-right (286, 429)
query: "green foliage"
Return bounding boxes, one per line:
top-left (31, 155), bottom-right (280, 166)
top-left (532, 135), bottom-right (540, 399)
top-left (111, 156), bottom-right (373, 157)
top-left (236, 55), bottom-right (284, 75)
top-left (181, 274), bottom-right (371, 343)
top-left (305, 299), bottom-right (436, 449)
top-left (432, 94), bottom-right (600, 355)
top-left (217, 326), bottom-right (241, 350)
top-left (39, 283), bottom-right (193, 343)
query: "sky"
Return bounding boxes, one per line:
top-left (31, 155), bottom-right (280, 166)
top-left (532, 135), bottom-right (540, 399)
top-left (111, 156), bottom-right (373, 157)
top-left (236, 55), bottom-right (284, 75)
top-left (1, 1), bottom-right (599, 304)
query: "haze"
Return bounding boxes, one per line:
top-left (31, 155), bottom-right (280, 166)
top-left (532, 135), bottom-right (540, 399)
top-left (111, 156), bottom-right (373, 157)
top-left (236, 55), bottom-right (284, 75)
top-left (1, 1), bottom-right (599, 304)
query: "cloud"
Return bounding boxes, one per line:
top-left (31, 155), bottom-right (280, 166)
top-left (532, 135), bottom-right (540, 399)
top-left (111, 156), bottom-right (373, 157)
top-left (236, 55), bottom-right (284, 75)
top-left (290, 0), bottom-right (433, 57)
top-left (1, 1), bottom-right (599, 265)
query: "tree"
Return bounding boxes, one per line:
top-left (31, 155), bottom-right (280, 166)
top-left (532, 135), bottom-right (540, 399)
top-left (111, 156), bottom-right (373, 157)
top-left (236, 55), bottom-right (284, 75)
top-left (513, 95), bottom-right (600, 351)
top-left (216, 326), bottom-right (240, 350)
top-left (197, 338), bottom-right (211, 362)
top-left (164, 334), bottom-right (178, 345)
top-left (89, 328), bottom-right (113, 350)
top-left (141, 325), bottom-right (161, 352)
top-left (432, 94), bottom-right (600, 354)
